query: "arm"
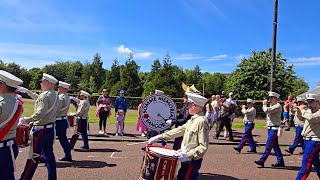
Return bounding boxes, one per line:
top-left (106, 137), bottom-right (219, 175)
top-left (137, 104), bottom-right (142, 117)
top-left (25, 95), bottom-right (49, 123)
top-left (301, 109), bottom-right (320, 122)
top-left (26, 90), bottom-right (39, 100)
top-left (242, 107), bottom-right (255, 116)
top-left (262, 104), bottom-right (281, 113)
top-left (96, 96), bottom-right (102, 107)
top-left (186, 120), bottom-right (208, 159)
top-left (156, 122), bottom-right (188, 141)
top-left (73, 101), bottom-right (87, 117)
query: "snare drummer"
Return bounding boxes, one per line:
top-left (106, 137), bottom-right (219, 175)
top-left (0, 70), bottom-right (24, 179)
top-left (149, 92), bottom-right (209, 180)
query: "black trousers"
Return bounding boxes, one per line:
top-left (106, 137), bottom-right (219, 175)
top-left (99, 110), bottom-right (109, 130)
top-left (215, 117), bottom-right (233, 140)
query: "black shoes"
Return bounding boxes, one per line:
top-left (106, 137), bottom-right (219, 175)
top-left (247, 149), bottom-right (257, 153)
top-left (285, 128), bottom-right (290, 131)
top-left (254, 160), bottom-right (264, 167)
top-left (234, 147), bottom-right (241, 153)
top-left (271, 162), bottom-right (285, 167)
top-left (285, 149), bottom-right (293, 154)
top-left (59, 157), bottom-right (72, 162)
top-left (81, 146), bottom-right (89, 150)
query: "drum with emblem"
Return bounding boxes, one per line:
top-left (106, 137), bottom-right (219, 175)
top-left (140, 145), bottom-right (178, 180)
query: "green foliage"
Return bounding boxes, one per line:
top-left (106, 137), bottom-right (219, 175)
top-left (203, 72), bottom-right (226, 97)
top-left (290, 77), bottom-right (309, 97)
top-left (224, 49), bottom-right (308, 99)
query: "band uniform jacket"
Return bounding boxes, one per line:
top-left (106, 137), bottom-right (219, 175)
top-left (0, 94), bottom-right (20, 141)
top-left (241, 107), bottom-right (256, 123)
top-left (25, 88), bottom-right (59, 126)
top-left (262, 103), bottom-right (282, 127)
top-left (156, 113), bottom-right (209, 161)
top-left (300, 107), bottom-right (320, 139)
top-left (74, 99), bottom-right (90, 118)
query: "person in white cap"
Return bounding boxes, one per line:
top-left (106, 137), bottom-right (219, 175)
top-left (285, 96), bottom-right (306, 155)
top-left (0, 70), bottom-right (23, 180)
top-left (296, 93), bottom-right (320, 180)
top-left (69, 90), bottom-right (90, 149)
top-left (254, 92), bottom-right (285, 168)
top-left (19, 73), bottom-right (59, 180)
top-left (148, 92), bottom-right (209, 180)
top-left (54, 81), bottom-right (72, 161)
top-left (234, 98), bottom-right (257, 153)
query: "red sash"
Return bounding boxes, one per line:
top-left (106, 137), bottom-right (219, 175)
top-left (0, 100), bottom-right (23, 141)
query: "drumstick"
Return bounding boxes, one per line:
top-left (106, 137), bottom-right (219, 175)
top-left (157, 113), bottom-right (167, 121)
top-left (127, 141), bottom-right (148, 146)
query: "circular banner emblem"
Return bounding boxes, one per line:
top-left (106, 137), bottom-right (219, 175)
top-left (140, 94), bottom-right (177, 131)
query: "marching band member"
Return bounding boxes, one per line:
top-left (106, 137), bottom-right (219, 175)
top-left (285, 96), bottom-right (306, 155)
top-left (0, 70), bottom-right (23, 180)
top-left (148, 92), bottom-right (209, 180)
top-left (296, 94), bottom-right (320, 180)
top-left (234, 98), bottom-right (257, 153)
top-left (69, 90), bottom-right (90, 149)
top-left (55, 81), bottom-right (72, 161)
top-left (19, 73), bottom-right (59, 180)
top-left (254, 92), bottom-right (285, 168)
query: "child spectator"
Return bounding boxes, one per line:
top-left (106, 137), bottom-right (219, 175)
top-left (116, 109), bottom-right (125, 136)
top-left (283, 101), bottom-right (289, 127)
top-left (136, 99), bottom-right (147, 136)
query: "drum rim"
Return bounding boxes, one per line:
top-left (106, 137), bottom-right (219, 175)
top-left (146, 145), bottom-right (178, 159)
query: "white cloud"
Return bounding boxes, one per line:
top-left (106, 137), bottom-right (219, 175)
top-left (135, 52), bottom-right (152, 59)
top-left (174, 54), bottom-right (204, 60)
top-left (288, 56), bottom-right (320, 66)
top-left (205, 54), bottom-right (228, 61)
top-left (116, 45), bottom-right (152, 59)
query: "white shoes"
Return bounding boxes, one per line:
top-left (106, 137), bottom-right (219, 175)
top-left (115, 133), bottom-right (119, 136)
top-left (99, 130), bottom-right (104, 134)
top-left (141, 133), bottom-right (146, 137)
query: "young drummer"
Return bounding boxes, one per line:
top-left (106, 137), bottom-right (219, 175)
top-left (148, 92), bottom-right (209, 179)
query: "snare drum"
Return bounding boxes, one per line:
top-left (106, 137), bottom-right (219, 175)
top-left (140, 145), bottom-right (178, 180)
top-left (68, 115), bottom-right (75, 127)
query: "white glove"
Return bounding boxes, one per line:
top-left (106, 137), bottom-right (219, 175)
top-left (68, 113), bottom-right (76, 117)
top-left (19, 117), bottom-right (27, 125)
top-left (17, 86), bottom-right (28, 93)
top-left (166, 119), bottom-right (173, 126)
top-left (148, 136), bottom-right (158, 144)
top-left (177, 152), bottom-right (189, 162)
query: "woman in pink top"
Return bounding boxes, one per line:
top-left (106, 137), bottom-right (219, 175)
top-left (136, 99), bottom-right (147, 136)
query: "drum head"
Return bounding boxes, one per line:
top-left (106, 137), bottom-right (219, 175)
top-left (149, 147), bottom-right (177, 158)
top-left (140, 94), bottom-right (177, 131)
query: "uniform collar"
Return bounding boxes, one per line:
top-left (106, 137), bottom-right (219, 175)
top-left (191, 112), bottom-right (204, 119)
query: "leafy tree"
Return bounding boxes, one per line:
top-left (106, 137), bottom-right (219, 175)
top-left (291, 77), bottom-right (309, 97)
top-left (28, 68), bottom-right (43, 89)
top-left (91, 53), bottom-right (105, 89)
top-left (102, 59), bottom-right (121, 92)
top-left (203, 72), bottom-right (226, 97)
top-left (224, 49), bottom-right (308, 100)
top-left (118, 58), bottom-right (142, 97)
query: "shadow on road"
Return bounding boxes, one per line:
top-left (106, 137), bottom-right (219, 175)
top-left (57, 160), bottom-right (116, 169)
top-left (74, 148), bottom-right (121, 153)
top-left (198, 173), bottom-right (245, 180)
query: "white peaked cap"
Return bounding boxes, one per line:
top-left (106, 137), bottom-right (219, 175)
top-left (155, 89), bottom-right (164, 95)
top-left (42, 73), bottom-right (58, 84)
top-left (80, 90), bottom-right (90, 97)
top-left (247, 98), bottom-right (255, 104)
top-left (306, 93), bottom-right (320, 101)
top-left (268, 92), bottom-right (280, 98)
top-left (186, 92), bottom-right (207, 107)
top-left (0, 70), bottom-right (23, 88)
top-left (58, 81), bottom-right (71, 89)
top-left (229, 92), bottom-right (234, 96)
top-left (296, 96), bottom-right (306, 102)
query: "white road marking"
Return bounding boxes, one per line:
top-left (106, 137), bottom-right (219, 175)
top-left (127, 141), bottom-right (148, 146)
top-left (88, 156), bottom-right (99, 158)
top-left (110, 152), bottom-right (126, 159)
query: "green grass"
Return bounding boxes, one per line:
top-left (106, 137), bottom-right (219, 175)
top-left (22, 99), bottom-right (267, 128)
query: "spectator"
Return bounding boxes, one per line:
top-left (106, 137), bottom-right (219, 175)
top-left (115, 90), bottom-right (128, 133)
top-left (115, 109), bottom-right (125, 136)
top-left (96, 89), bottom-right (111, 135)
top-left (136, 99), bottom-right (147, 136)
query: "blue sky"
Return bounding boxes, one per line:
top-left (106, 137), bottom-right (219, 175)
top-left (0, 0), bottom-right (319, 89)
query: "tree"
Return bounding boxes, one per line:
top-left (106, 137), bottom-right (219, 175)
top-left (91, 53), bottom-right (105, 89)
top-left (102, 58), bottom-right (121, 92)
top-left (224, 49), bottom-right (308, 100)
top-left (291, 77), bottom-right (309, 97)
top-left (118, 58), bottom-right (142, 97)
top-left (203, 72), bottom-right (226, 97)
top-left (28, 68), bottom-right (43, 89)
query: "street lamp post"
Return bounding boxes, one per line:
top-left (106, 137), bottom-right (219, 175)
top-left (270, 0), bottom-right (278, 92)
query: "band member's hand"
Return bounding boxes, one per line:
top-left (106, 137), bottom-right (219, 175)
top-left (177, 153), bottom-right (188, 162)
top-left (166, 119), bottom-right (173, 126)
top-left (241, 105), bottom-right (246, 109)
top-left (148, 136), bottom-right (158, 144)
top-left (262, 100), bottom-right (268, 105)
top-left (18, 117), bottom-right (27, 125)
top-left (68, 113), bottom-right (76, 117)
